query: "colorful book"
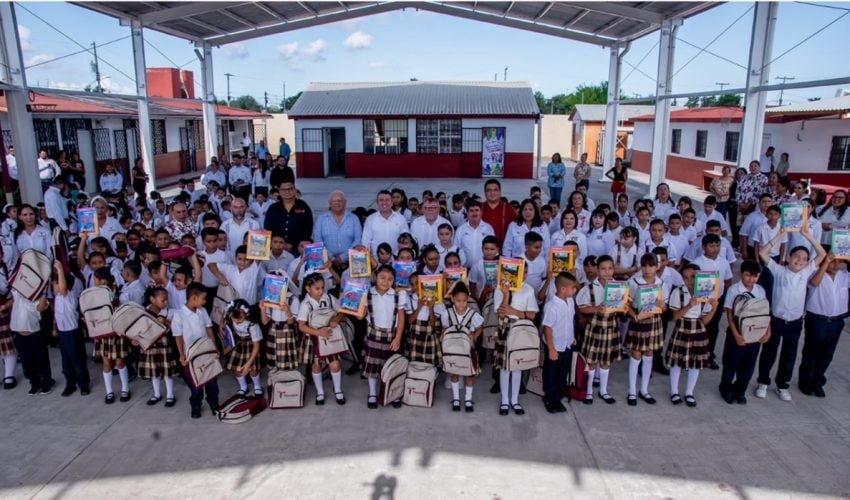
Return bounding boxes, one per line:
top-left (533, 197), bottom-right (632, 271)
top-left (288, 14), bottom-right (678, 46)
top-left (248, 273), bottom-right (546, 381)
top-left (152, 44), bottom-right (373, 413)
top-left (637, 284), bottom-right (662, 314)
top-left (348, 248), bottom-right (371, 278)
top-left (780, 203), bottom-right (807, 232)
top-left (418, 274), bottom-right (443, 302)
top-left (393, 261), bottom-right (416, 290)
top-left (339, 280), bottom-right (369, 317)
top-left (603, 281), bottom-right (629, 313)
top-left (303, 242), bottom-right (326, 272)
top-left (497, 257), bottom-right (524, 292)
top-left (77, 207), bottom-right (98, 235)
top-left (443, 267), bottom-right (467, 294)
top-left (220, 325), bottom-right (235, 354)
top-left (549, 247), bottom-right (575, 274)
top-left (483, 260), bottom-right (499, 288)
top-left (246, 230), bottom-right (271, 260)
top-left (832, 229), bottom-right (850, 261)
top-left (261, 274), bottom-right (289, 309)
top-left (693, 270), bottom-right (720, 302)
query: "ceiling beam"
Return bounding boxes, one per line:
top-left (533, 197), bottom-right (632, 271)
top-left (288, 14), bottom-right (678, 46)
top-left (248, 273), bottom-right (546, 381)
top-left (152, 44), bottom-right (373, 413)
top-left (563, 9), bottom-right (589, 28)
top-left (182, 16), bottom-right (228, 36)
top-left (503, 2), bottom-right (515, 17)
top-left (219, 8), bottom-right (257, 28)
top-left (534, 2), bottom-right (555, 22)
top-left (297, 1), bottom-right (319, 16)
top-left (561, 2), bottom-right (662, 25)
top-left (594, 17), bottom-right (626, 36)
top-left (138, 2), bottom-right (248, 24)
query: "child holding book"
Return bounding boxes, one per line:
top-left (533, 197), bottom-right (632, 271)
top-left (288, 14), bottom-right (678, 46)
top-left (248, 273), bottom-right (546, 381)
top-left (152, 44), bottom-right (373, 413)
top-left (363, 265), bottom-right (407, 409)
top-left (624, 253), bottom-right (667, 406)
top-left (222, 299), bottom-right (264, 398)
top-left (261, 271), bottom-right (302, 371)
top-left (297, 273), bottom-right (346, 405)
top-left (576, 256), bottom-right (620, 406)
top-left (468, 236), bottom-right (501, 304)
top-left (406, 272), bottom-right (443, 367)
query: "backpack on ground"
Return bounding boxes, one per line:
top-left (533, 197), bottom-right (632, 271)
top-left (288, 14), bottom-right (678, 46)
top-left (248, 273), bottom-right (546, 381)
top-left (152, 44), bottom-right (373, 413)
top-left (402, 361), bottom-right (437, 408)
top-left (441, 309), bottom-right (476, 376)
top-left (565, 351), bottom-right (588, 402)
top-left (481, 298), bottom-right (499, 350)
top-left (526, 366), bottom-right (545, 397)
top-left (267, 369), bottom-right (305, 409)
top-left (186, 336), bottom-right (223, 388)
top-left (308, 305), bottom-right (348, 358)
top-left (111, 303), bottom-right (166, 351)
top-left (218, 393), bottom-right (267, 424)
top-left (80, 286), bottom-right (116, 339)
top-left (10, 249), bottom-right (52, 300)
top-left (211, 284), bottom-right (238, 326)
top-left (379, 353), bottom-right (409, 406)
top-left (733, 293), bottom-right (771, 343)
top-left (505, 319), bottom-right (540, 372)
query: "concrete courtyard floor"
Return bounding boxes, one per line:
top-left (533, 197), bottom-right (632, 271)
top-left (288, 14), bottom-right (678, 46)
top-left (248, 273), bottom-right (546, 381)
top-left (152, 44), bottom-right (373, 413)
top-left (2, 167), bottom-right (849, 499)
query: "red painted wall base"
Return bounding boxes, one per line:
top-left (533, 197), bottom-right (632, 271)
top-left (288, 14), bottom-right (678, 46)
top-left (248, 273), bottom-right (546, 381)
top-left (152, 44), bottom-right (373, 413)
top-left (296, 151), bottom-right (535, 178)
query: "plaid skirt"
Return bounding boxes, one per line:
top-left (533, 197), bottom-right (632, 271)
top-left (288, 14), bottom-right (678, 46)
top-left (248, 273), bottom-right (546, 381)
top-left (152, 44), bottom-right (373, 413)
top-left (664, 318), bottom-right (710, 370)
top-left (301, 334), bottom-right (342, 366)
top-left (362, 325), bottom-right (395, 378)
top-left (95, 335), bottom-right (131, 360)
top-left (493, 316), bottom-right (515, 371)
top-left (407, 320), bottom-right (441, 366)
top-left (225, 335), bottom-right (261, 372)
top-left (0, 309), bottom-right (15, 356)
top-left (580, 313), bottom-right (622, 365)
top-left (624, 314), bottom-right (664, 353)
top-left (139, 335), bottom-right (179, 379)
top-left (267, 321), bottom-right (302, 370)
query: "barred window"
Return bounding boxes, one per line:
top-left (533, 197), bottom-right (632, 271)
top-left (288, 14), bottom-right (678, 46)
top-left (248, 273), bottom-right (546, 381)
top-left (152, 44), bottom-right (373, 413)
top-left (301, 129), bottom-right (323, 153)
top-left (417, 119), bottom-right (461, 154)
top-left (152, 119), bottom-right (167, 155)
top-left (828, 136), bottom-right (850, 171)
top-left (671, 129), bottom-right (682, 154)
top-left (363, 119), bottom-right (407, 154)
top-left (462, 128), bottom-right (482, 152)
top-left (724, 131), bottom-right (740, 163)
top-left (695, 130), bottom-right (708, 158)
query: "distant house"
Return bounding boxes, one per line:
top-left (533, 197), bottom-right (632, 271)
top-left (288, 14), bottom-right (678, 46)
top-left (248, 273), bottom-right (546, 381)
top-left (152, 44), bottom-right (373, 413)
top-left (568, 104), bottom-right (655, 164)
top-left (287, 81), bottom-right (540, 179)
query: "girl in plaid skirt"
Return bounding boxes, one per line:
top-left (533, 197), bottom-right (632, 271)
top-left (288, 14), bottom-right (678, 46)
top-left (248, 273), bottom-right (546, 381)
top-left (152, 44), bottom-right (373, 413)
top-left (91, 268), bottom-right (132, 404)
top-left (223, 299), bottom-right (264, 398)
top-left (665, 264), bottom-right (718, 407)
top-left (140, 286), bottom-right (178, 407)
top-left (0, 251), bottom-right (17, 390)
top-left (297, 273), bottom-right (346, 405)
top-left (625, 253), bottom-right (668, 407)
top-left (362, 265), bottom-right (406, 409)
top-left (405, 272), bottom-right (442, 366)
top-left (440, 282), bottom-right (483, 413)
top-left (260, 276), bottom-right (302, 371)
top-left (576, 255), bottom-right (619, 405)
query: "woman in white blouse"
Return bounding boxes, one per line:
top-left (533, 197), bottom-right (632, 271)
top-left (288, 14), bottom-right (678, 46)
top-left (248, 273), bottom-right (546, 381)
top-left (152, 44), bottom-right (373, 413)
top-left (567, 191), bottom-right (591, 233)
top-left (98, 164), bottom-right (123, 194)
top-left (551, 210), bottom-right (588, 265)
top-left (252, 163), bottom-right (271, 198)
top-left (503, 199), bottom-right (551, 258)
top-left (14, 204), bottom-right (52, 258)
top-left (816, 189), bottom-right (850, 248)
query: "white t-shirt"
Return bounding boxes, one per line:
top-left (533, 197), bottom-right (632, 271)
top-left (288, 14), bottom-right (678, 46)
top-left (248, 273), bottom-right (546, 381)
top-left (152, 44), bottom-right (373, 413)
top-left (542, 296), bottom-right (575, 351)
top-left (766, 259), bottom-right (818, 321)
top-left (669, 285), bottom-right (713, 320)
top-left (806, 269), bottom-right (849, 317)
top-left (171, 305), bottom-right (213, 348)
top-left (493, 283), bottom-right (539, 320)
top-left (439, 306), bottom-right (483, 332)
top-left (723, 282), bottom-right (767, 310)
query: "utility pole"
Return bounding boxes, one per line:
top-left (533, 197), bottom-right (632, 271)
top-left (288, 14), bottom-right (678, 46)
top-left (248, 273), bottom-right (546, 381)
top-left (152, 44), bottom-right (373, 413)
top-left (494, 73), bottom-right (497, 81)
top-left (776, 75), bottom-right (795, 105)
top-left (224, 72), bottom-right (234, 102)
top-left (716, 82), bottom-right (729, 92)
top-left (504, 66), bottom-right (508, 81)
top-left (264, 91), bottom-right (268, 110)
top-left (91, 41), bottom-right (102, 93)
top-left (282, 82), bottom-right (287, 113)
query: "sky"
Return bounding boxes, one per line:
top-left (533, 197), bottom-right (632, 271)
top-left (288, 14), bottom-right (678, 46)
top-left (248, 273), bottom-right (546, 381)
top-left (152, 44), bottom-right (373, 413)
top-left (13, 1), bottom-right (850, 108)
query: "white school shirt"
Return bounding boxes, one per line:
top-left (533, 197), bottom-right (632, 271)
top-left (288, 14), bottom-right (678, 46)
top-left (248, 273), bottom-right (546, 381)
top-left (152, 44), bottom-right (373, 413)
top-left (786, 218), bottom-right (823, 259)
top-left (633, 221), bottom-right (651, 247)
top-left (739, 211), bottom-right (767, 245)
top-left (217, 262), bottom-right (262, 305)
top-left (252, 169), bottom-right (270, 191)
top-left (228, 165), bottom-right (252, 187)
top-left (607, 243), bottom-right (639, 270)
top-left (119, 279), bottom-right (146, 305)
top-left (407, 294), bottom-right (446, 322)
top-left (287, 258), bottom-right (334, 295)
top-left (524, 254), bottom-right (547, 294)
top-left (437, 245), bottom-right (467, 270)
top-left (203, 170), bottom-right (226, 190)
top-left (44, 186), bottom-right (69, 231)
top-left (574, 209), bottom-right (591, 233)
top-left (201, 249), bottom-right (231, 288)
top-left (669, 286), bottom-right (713, 320)
top-left (265, 295), bottom-right (301, 323)
top-left (1, 219), bottom-right (18, 270)
top-left (575, 279), bottom-right (606, 309)
top-left (627, 275), bottom-right (669, 309)
top-left (754, 223), bottom-right (787, 258)
top-left (166, 282), bottom-right (187, 311)
top-left (448, 208), bottom-right (466, 228)
top-left (100, 217), bottom-right (124, 242)
top-left (297, 294), bottom-right (339, 323)
top-left (260, 250), bottom-right (296, 276)
top-left (667, 233), bottom-right (690, 263)
top-left (542, 296), bottom-right (575, 351)
top-left (683, 238), bottom-right (736, 265)
top-left (54, 289), bottom-right (80, 331)
top-left (691, 255), bottom-right (733, 296)
top-left (806, 269), bottom-right (849, 318)
top-left (362, 211), bottom-right (409, 256)
top-left (454, 220), bottom-right (495, 266)
top-left (643, 236), bottom-right (680, 264)
top-left (616, 210), bottom-right (633, 228)
top-left (682, 224), bottom-right (699, 244)
top-left (698, 209), bottom-right (730, 235)
top-left (817, 206), bottom-right (850, 245)
top-left (658, 266), bottom-right (684, 300)
top-left (221, 216), bottom-right (260, 253)
top-left (551, 229), bottom-right (588, 264)
top-left (365, 288), bottom-right (408, 329)
top-left (411, 216), bottom-right (451, 249)
top-left (724, 282), bottom-right (766, 309)
top-left (171, 305), bottom-right (212, 348)
top-left (653, 202), bottom-right (678, 222)
top-left (493, 283), bottom-right (539, 320)
top-left (250, 200), bottom-right (271, 226)
top-left (767, 259), bottom-right (818, 321)
top-left (586, 228), bottom-right (615, 258)
top-left (439, 306), bottom-right (483, 332)
top-left (15, 226), bottom-right (52, 257)
top-left (503, 222), bottom-right (551, 258)
top-left (230, 320), bottom-right (263, 342)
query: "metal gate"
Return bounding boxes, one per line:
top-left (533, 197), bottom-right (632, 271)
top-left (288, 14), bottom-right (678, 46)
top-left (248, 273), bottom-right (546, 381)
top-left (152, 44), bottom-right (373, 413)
top-left (253, 123), bottom-right (267, 147)
top-left (60, 119), bottom-right (91, 157)
top-left (113, 129), bottom-right (130, 180)
top-left (179, 127), bottom-right (196, 174)
top-left (33, 119), bottom-right (59, 157)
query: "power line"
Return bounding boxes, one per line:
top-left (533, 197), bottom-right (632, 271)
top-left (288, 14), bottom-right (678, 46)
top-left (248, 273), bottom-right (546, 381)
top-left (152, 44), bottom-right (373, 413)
top-left (620, 58), bottom-right (656, 85)
top-left (673, 4), bottom-right (752, 77)
top-left (796, 1), bottom-right (850, 13)
top-left (24, 35), bottom-right (129, 69)
top-left (762, 10), bottom-right (850, 70)
top-left (621, 40), bottom-right (658, 85)
top-left (677, 38), bottom-right (748, 71)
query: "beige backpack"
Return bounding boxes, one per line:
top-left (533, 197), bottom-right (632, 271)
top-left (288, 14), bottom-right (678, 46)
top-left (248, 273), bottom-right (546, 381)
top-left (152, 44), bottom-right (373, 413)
top-left (111, 303), bottom-right (166, 351)
top-left (505, 319), bottom-right (541, 372)
top-left (402, 361), bottom-right (437, 408)
top-left (80, 286), bottom-right (115, 339)
top-left (267, 369), bottom-right (305, 409)
top-left (379, 354), bottom-right (409, 406)
top-left (186, 336), bottom-right (223, 387)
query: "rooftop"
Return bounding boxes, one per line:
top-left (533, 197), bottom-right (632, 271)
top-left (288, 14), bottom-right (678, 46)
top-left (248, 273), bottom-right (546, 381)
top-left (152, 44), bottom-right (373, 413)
top-left (569, 104), bottom-right (657, 123)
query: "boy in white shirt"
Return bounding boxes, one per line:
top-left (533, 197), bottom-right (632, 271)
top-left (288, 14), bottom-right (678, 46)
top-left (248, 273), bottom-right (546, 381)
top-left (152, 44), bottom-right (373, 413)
top-left (542, 272), bottom-right (578, 414)
top-left (739, 193), bottom-right (772, 260)
top-left (119, 261), bottom-right (146, 305)
top-left (753, 204), bottom-right (787, 304)
top-left (643, 218), bottom-right (679, 266)
top-left (522, 232), bottom-right (547, 296)
top-left (698, 196), bottom-right (730, 236)
top-left (172, 283), bottom-right (220, 419)
top-left (52, 261), bottom-right (90, 396)
top-left (689, 234), bottom-right (734, 369)
top-left (666, 214), bottom-right (690, 264)
top-left (198, 227), bottom-right (231, 302)
top-left (209, 245), bottom-right (263, 307)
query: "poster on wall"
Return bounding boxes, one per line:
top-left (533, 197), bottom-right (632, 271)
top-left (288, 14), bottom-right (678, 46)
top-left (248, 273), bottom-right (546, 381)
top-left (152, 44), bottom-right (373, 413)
top-left (481, 127), bottom-right (506, 178)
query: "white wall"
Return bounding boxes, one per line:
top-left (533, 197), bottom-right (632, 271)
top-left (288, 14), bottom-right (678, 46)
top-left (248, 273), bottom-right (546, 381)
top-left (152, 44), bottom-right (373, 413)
top-left (266, 113), bottom-right (296, 153)
top-left (633, 121), bottom-right (653, 152)
top-left (293, 118), bottom-right (363, 153)
top-left (534, 114), bottom-right (572, 161)
top-left (768, 118), bottom-right (850, 173)
top-left (633, 120), bottom-right (738, 167)
top-left (462, 118), bottom-right (535, 152)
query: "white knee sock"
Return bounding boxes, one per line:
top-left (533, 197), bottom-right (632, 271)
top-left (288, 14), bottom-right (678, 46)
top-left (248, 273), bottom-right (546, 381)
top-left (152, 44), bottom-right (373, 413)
top-left (640, 356), bottom-right (653, 394)
top-left (510, 370), bottom-right (521, 405)
top-left (368, 377), bottom-right (378, 397)
top-left (669, 366), bottom-right (682, 395)
top-left (331, 370), bottom-right (342, 394)
top-left (586, 368), bottom-right (595, 397)
top-left (311, 373), bottom-right (324, 397)
top-left (686, 369), bottom-right (700, 396)
top-left (102, 371), bottom-right (113, 394)
top-left (151, 375), bottom-right (162, 398)
top-left (3, 354), bottom-right (16, 378)
top-left (465, 385), bottom-right (473, 402)
top-left (251, 375), bottom-right (262, 392)
top-left (118, 367), bottom-right (129, 393)
top-left (164, 377), bottom-right (175, 399)
top-left (628, 357), bottom-right (640, 396)
top-left (499, 370), bottom-right (510, 405)
top-left (237, 376), bottom-right (248, 392)
top-left (599, 368), bottom-right (610, 396)
top-left (451, 381), bottom-right (460, 401)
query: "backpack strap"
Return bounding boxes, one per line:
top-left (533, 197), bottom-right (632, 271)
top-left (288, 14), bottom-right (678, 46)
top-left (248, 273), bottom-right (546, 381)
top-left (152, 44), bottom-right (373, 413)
top-left (589, 283), bottom-right (596, 307)
top-left (449, 307), bottom-right (459, 328)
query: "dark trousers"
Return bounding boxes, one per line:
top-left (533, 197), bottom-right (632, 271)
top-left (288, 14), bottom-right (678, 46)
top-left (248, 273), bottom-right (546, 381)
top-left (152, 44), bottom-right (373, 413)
top-left (716, 201), bottom-right (729, 217)
top-left (350, 316), bottom-right (367, 367)
top-left (719, 330), bottom-right (761, 398)
top-left (757, 317), bottom-right (803, 389)
top-left (706, 291), bottom-right (727, 361)
top-left (798, 314), bottom-right (845, 392)
top-left (729, 202), bottom-right (740, 248)
top-left (548, 187), bottom-right (563, 206)
top-left (57, 329), bottom-right (90, 390)
top-left (233, 185), bottom-right (251, 203)
top-left (543, 348), bottom-right (571, 403)
top-left (188, 377), bottom-right (220, 410)
top-left (13, 331), bottom-right (52, 388)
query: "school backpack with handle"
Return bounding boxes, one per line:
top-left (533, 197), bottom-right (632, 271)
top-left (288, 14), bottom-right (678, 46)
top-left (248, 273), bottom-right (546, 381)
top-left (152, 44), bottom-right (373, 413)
top-left (339, 317), bottom-right (359, 363)
top-left (526, 366), bottom-right (545, 398)
top-left (267, 369), bottom-right (305, 409)
top-left (733, 292), bottom-right (771, 343)
top-left (505, 319), bottom-right (541, 372)
top-left (308, 303), bottom-right (348, 358)
top-left (111, 303), bottom-right (167, 351)
top-left (186, 336), bottom-right (223, 388)
top-left (80, 286), bottom-right (116, 339)
top-left (565, 351), bottom-right (588, 402)
top-left (481, 298), bottom-right (499, 350)
top-left (402, 361), bottom-right (437, 408)
top-left (218, 393), bottom-right (267, 424)
top-left (10, 249), bottom-right (52, 300)
top-left (441, 310), bottom-right (476, 376)
top-left (379, 353), bottom-right (409, 406)
top-left (211, 284), bottom-right (238, 326)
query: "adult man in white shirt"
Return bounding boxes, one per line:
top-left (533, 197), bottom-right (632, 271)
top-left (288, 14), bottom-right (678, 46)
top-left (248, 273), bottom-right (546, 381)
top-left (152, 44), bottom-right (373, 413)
top-left (220, 197), bottom-right (260, 252)
top-left (5, 145), bottom-right (17, 190)
top-left (455, 199), bottom-right (495, 265)
top-left (410, 198), bottom-right (450, 249)
top-left (228, 156), bottom-right (252, 202)
top-left (759, 146), bottom-right (776, 175)
top-left (240, 132), bottom-right (252, 157)
top-left (362, 190), bottom-right (409, 255)
top-left (43, 176), bottom-right (69, 231)
top-left (37, 149), bottom-right (59, 185)
top-left (203, 161), bottom-right (226, 191)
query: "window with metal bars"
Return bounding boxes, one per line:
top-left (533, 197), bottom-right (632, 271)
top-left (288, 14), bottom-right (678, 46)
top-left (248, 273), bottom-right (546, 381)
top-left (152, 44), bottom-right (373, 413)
top-left (695, 130), bottom-right (708, 158)
top-left (671, 129), bottom-right (682, 154)
top-left (363, 119), bottom-right (408, 154)
top-left (724, 131), bottom-right (740, 163)
top-left (828, 136), bottom-right (850, 171)
top-left (416, 119), bottom-right (462, 154)
top-left (462, 128), bottom-right (482, 152)
top-left (152, 119), bottom-right (167, 155)
top-left (60, 119), bottom-right (90, 156)
top-left (301, 129), bottom-right (323, 153)
top-left (93, 128), bottom-right (112, 161)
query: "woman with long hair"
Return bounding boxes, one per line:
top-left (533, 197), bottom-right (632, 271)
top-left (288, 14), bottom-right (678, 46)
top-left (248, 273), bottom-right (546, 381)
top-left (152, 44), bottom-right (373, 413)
top-left (816, 190), bottom-right (850, 251)
top-left (502, 198), bottom-right (551, 258)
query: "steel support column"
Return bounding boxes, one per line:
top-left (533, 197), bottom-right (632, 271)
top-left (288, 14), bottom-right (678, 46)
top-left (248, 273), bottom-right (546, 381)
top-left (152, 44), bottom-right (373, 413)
top-left (649, 18), bottom-right (680, 195)
top-left (600, 41), bottom-right (629, 182)
top-left (536, 115), bottom-right (543, 179)
top-left (0, 3), bottom-right (41, 204)
top-left (738, 2), bottom-right (777, 172)
top-left (198, 42), bottom-right (219, 164)
top-left (131, 21), bottom-right (156, 192)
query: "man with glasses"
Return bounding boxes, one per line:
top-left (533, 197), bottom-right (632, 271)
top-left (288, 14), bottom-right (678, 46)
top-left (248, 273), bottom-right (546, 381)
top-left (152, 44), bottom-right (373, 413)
top-left (410, 198), bottom-right (450, 248)
top-left (481, 179), bottom-right (517, 245)
top-left (264, 180), bottom-right (313, 255)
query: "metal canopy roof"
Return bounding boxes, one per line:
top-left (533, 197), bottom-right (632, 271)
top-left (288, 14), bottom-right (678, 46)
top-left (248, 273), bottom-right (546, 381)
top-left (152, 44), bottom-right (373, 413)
top-left (74, 1), bottom-right (718, 48)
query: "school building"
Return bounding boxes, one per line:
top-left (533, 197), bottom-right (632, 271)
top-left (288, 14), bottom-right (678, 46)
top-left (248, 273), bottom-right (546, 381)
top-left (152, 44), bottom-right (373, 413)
top-left (287, 81), bottom-right (540, 179)
top-left (568, 104), bottom-right (655, 165)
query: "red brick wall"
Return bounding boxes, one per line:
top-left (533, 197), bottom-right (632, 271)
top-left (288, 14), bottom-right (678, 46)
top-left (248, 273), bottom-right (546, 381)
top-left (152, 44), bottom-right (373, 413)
top-left (631, 150), bottom-right (719, 187)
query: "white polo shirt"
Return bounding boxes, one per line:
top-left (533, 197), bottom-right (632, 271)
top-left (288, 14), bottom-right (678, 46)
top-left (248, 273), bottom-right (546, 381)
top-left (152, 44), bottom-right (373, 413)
top-left (551, 229), bottom-right (588, 264)
top-left (542, 296), bottom-right (575, 351)
top-left (670, 285), bottom-right (713, 319)
top-left (767, 259), bottom-right (818, 321)
top-left (365, 288), bottom-right (407, 329)
top-left (493, 283), bottom-right (539, 319)
top-left (439, 306), bottom-right (483, 332)
top-left (724, 282), bottom-right (766, 309)
top-left (524, 253), bottom-right (547, 295)
top-left (217, 262), bottom-right (262, 305)
top-left (454, 220), bottom-right (495, 265)
top-left (740, 211), bottom-right (767, 244)
top-left (54, 289), bottom-right (80, 331)
top-left (362, 211), bottom-right (409, 255)
top-left (410, 215), bottom-right (450, 249)
top-left (171, 305), bottom-right (212, 348)
top-left (754, 223), bottom-right (787, 258)
top-left (221, 216), bottom-right (260, 253)
top-left (690, 254), bottom-right (733, 296)
top-left (806, 269), bottom-right (849, 318)
top-left (201, 249), bottom-right (232, 288)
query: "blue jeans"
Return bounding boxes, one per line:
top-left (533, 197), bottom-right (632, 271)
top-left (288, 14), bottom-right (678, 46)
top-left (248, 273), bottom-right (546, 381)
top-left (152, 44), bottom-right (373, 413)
top-left (549, 187), bottom-right (563, 205)
top-left (798, 314), bottom-right (845, 391)
top-left (758, 317), bottom-right (803, 389)
top-left (58, 329), bottom-right (90, 390)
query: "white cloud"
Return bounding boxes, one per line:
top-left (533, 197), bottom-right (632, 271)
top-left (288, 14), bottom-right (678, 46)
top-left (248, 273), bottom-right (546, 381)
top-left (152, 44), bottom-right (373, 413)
top-left (302, 39), bottom-right (328, 61)
top-left (343, 31), bottom-right (373, 50)
top-left (277, 42), bottom-right (299, 61)
top-left (26, 54), bottom-right (53, 67)
top-left (368, 61), bottom-right (387, 69)
top-left (222, 42), bottom-right (249, 60)
top-left (18, 24), bottom-right (31, 51)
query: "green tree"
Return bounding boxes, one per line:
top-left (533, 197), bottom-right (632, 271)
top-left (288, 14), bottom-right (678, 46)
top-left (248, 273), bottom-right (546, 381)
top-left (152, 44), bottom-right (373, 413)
top-left (281, 91), bottom-right (303, 112)
top-left (229, 95), bottom-right (262, 111)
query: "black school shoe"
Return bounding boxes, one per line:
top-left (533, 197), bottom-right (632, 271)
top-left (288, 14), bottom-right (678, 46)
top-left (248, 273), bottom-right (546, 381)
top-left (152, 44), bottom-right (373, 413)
top-left (61, 387), bottom-right (76, 397)
top-left (105, 392), bottom-right (115, 404)
top-left (813, 387), bottom-right (826, 398)
top-left (3, 376), bottom-right (16, 389)
top-left (119, 391), bottom-right (131, 402)
top-left (28, 385), bottom-right (40, 395)
top-left (40, 379), bottom-right (55, 395)
top-left (191, 406), bottom-right (202, 419)
top-left (391, 400), bottom-right (402, 408)
top-left (638, 392), bottom-right (657, 405)
top-left (627, 394), bottom-right (637, 406)
top-left (164, 398), bottom-right (176, 408)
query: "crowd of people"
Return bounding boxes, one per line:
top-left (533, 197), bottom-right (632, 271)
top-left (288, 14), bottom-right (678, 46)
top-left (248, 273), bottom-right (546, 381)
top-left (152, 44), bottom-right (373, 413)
top-left (0, 148), bottom-right (847, 420)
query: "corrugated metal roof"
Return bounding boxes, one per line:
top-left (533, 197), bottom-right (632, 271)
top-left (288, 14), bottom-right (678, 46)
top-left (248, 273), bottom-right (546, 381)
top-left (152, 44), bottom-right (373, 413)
top-left (288, 81), bottom-right (540, 117)
top-left (766, 94), bottom-right (850, 114)
top-left (570, 104), bottom-right (657, 122)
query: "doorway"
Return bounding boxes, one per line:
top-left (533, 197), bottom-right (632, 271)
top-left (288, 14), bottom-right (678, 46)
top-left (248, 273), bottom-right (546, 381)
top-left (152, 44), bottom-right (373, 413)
top-left (325, 128), bottom-right (346, 177)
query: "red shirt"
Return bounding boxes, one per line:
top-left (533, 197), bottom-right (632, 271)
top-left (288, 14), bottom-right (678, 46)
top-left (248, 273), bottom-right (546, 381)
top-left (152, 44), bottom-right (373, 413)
top-left (481, 201), bottom-right (517, 245)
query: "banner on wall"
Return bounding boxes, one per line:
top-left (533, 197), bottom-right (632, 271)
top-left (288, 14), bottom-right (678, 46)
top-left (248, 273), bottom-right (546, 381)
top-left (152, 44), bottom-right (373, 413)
top-left (481, 127), bottom-right (506, 178)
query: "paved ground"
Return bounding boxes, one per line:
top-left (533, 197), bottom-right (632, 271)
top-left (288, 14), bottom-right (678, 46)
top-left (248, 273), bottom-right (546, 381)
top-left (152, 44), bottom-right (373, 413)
top-left (2, 166), bottom-right (849, 499)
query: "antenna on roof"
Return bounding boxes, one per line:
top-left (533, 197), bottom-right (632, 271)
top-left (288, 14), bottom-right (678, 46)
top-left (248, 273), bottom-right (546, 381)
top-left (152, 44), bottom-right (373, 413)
top-left (504, 66), bottom-right (508, 81)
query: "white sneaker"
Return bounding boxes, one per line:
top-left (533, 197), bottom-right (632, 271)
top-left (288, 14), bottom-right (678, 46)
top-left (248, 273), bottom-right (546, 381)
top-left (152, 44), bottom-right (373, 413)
top-left (776, 388), bottom-right (792, 401)
top-left (755, 384), bottom-right (768, 399)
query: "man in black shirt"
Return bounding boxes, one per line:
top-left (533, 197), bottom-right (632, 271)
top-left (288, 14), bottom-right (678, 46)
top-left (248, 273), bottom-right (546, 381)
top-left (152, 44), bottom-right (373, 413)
top-left (269, 157), bottom-right (296, 192)
top-left (264, 180), bottom-right (312, 254)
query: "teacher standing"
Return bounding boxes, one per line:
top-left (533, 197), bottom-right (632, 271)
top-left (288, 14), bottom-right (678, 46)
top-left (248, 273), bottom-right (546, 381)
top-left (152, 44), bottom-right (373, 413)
top-left (546, 153), bottom-right (566, 205)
